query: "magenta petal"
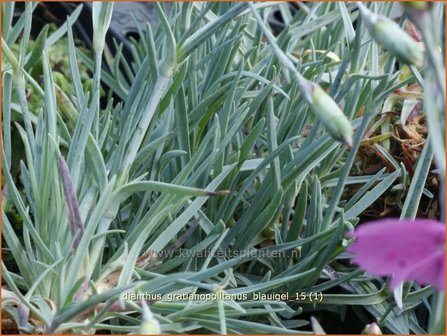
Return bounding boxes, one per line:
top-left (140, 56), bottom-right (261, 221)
top-left (397, 251), bottom-right (446, 290)
top-left (348, 219), bottom-right (445, 289)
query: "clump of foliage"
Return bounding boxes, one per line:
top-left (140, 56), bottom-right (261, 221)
top-left (2, 2), bottom-right (444, 334)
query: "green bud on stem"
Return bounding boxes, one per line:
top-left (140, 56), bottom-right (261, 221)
top-left (302, 81), bottom-right (353, 147)
top-left (361, 8), bottom-right (424, 67)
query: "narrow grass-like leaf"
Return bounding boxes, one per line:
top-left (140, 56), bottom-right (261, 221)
top-left (118, 181), bottom-right (229, 198)
top-left (401, 139), bottom-right (434, 219)
top-left (2, 71), bottom-right (13, 168)
top-left (344, 169), bottom-right (399, 221)
top-left (149, 163), bottom-right (237, 252)
top-left (24, 25), bottom-right (48, 71)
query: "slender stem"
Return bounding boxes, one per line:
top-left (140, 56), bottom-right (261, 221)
top-left (248, 2), bottom-right (306, 86)
top-left (92, 52), bottom-right (102, 139)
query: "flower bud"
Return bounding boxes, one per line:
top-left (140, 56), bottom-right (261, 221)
top-left (363, 12), bottom-right (424, 67)
top-left (139, 302), bottom-right (161, 335)
top-left (302, 81), bottom-right (353, 147)
top-left (361, 322), bottom-right (382, 335)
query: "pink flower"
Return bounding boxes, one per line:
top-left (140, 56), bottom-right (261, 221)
top-left (348, 219), bottom-right (445, 290)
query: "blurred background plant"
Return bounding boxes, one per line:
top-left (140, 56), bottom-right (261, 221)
top-left (1, 1), bottom-right (444, 334)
